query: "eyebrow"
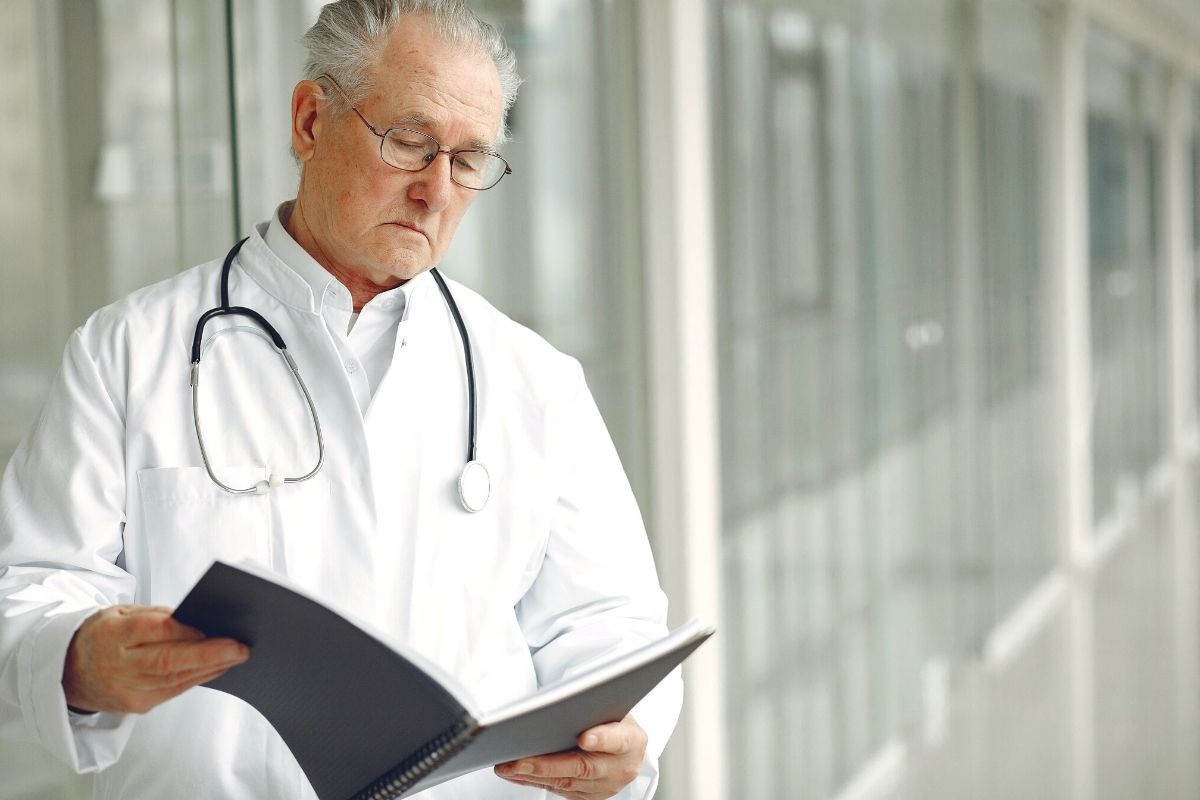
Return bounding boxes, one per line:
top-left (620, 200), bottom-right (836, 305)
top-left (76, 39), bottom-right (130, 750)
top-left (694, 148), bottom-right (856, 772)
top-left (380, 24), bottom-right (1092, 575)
top-left (388, 112), bottom-right (499, 154)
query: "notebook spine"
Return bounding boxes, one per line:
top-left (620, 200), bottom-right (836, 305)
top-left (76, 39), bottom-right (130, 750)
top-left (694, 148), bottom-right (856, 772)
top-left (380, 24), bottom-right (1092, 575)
top-left (351, 719), bottom-right (473, 800)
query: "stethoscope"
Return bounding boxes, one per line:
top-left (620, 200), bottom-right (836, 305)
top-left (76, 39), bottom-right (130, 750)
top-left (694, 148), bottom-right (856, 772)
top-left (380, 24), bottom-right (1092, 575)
top-left (190, 237), bottom-right (490, 513)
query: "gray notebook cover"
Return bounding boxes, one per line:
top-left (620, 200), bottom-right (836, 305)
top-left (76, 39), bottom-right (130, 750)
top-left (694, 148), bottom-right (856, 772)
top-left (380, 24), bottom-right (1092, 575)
top-left (173, 560), bottom-right (712, 800)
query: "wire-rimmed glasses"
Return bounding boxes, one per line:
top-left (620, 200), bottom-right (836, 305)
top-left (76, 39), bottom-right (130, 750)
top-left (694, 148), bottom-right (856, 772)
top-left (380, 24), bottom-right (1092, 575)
top-left (318, 73), bottom-right (511, 190)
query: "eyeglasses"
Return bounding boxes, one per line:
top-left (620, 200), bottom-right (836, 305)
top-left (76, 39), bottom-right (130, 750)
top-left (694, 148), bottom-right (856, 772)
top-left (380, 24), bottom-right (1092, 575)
top-left (318, 74), bottom-right (511, 191)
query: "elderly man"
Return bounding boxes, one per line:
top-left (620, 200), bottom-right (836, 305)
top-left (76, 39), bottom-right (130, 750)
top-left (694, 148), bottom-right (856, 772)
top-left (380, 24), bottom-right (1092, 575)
top-left (0, 1), bottom-right (680, 798)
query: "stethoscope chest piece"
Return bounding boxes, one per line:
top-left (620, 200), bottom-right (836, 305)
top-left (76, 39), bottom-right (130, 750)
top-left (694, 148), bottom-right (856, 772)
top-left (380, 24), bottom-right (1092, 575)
top-left (458, 460), bottom-right (490, 513)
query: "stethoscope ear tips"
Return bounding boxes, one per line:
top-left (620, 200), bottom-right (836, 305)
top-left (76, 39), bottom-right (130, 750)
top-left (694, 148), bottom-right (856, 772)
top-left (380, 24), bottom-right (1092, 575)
top-left (458, 460), bottom-right (490, 513)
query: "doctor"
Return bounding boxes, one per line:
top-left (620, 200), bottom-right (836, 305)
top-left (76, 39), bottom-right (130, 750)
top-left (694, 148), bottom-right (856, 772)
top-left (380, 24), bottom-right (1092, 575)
top-left (0, 1), bottom-right (681, 798)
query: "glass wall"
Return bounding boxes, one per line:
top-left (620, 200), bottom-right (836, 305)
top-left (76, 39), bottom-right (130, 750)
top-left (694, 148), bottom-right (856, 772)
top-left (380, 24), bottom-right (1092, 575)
top-left (713, 1), bottom-right (957, 795)
top-left (974, 0), bottom-right (1056, 652)
top-left (1086, 28), bottom-right (1169, 528)
top-left (712, 0), bottom-right (1057, 794)
top-left (0, 0), bottom-right (66, 472)
top-left (1194, 87), bottom-right (1200, 422)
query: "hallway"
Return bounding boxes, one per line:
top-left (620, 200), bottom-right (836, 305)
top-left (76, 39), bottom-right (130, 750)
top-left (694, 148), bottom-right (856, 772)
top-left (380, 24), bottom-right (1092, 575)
top-left (892, 467), bottom-right (1200, 800)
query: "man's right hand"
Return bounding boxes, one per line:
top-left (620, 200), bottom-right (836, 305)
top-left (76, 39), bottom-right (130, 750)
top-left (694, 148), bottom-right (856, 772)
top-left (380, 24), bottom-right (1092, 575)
top-left (62, 605), bottom-right (250, 715)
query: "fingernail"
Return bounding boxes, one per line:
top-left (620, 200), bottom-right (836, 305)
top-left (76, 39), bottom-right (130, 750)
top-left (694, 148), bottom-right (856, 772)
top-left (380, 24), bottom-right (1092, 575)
top-left (515, 761), bottom-right (533, 775)
top-left (582, 734), bottom-right (597, 748)
top-left (225, 644), bottom-right (249, 661)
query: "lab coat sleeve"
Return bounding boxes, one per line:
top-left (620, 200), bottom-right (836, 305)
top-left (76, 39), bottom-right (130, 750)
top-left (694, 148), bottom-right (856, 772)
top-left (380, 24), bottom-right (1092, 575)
top-left (0, 327), bottom-right (138, 771)
top-left (516, 360), bottom-right (683, 799)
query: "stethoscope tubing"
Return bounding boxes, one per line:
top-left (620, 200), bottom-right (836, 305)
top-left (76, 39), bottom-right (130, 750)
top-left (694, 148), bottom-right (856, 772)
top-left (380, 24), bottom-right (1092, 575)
top-left (429, 267), bottom-right (477, 465)
top-left (191, 237), bottom-right (487, 511)
top-left (191, 238), bottom-right (326, 495)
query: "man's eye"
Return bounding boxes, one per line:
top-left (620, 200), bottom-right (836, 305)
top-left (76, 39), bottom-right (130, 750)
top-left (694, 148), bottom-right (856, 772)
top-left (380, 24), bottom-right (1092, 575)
top-left (454, 153), bottom-right (484, 172)
top-left (388, 134), bottom-right (429, 151)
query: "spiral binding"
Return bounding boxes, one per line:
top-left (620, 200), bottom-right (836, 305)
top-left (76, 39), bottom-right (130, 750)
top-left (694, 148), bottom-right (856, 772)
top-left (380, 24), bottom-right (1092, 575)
top-left (352, 719), bottom-right (473, 800)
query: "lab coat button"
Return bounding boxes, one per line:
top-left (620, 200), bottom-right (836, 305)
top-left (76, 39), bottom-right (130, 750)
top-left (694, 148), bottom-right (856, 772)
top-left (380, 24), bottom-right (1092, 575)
top-left (344, 359), bottom-right (357, 374)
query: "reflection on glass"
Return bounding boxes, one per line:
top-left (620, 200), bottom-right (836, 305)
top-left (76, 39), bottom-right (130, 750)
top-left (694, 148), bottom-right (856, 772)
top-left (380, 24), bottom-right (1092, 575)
top-left (977, 71), bottom-right (1054, 638)
top-left (230, 0), bottom-right (317, 229)
top-left (99, 0), bottom-right (233, 296)
top-left (1192, 91), bottom-right (1200, 421)
top-left (1086, 29), bottom-right (1168, 528)
top-left (714, 0), bottom-right (1063, 794)
top-left (0, 0), bottom-right (67, 467)
top-left (714, 1), bottom-right (960, 794)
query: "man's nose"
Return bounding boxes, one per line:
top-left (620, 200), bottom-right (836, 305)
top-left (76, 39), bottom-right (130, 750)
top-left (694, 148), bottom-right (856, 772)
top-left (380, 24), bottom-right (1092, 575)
top-left (408, 151), bottom-right (455, 212)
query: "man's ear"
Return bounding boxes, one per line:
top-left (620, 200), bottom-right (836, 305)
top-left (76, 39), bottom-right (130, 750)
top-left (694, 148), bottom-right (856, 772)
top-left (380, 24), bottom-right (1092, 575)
top-left (291, 80), bottom-right (326, 162)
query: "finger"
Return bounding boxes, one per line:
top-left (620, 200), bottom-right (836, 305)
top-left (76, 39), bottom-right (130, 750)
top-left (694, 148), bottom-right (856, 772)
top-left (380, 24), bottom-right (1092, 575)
top-left (578, 719), bottom-right (640, 755)
top-left (167, 662), bottom-right (242, 693)
top-left (127, 638), bottom-right (250, 676)
top-left (120, 660), bottom-right (245, 712)
top-left (130, 656), bottom-right (247, 690)
top-left (119, 610), bottom-right (207, 645)
top-left (496, 752), bottom-right (604, 781)
top-left (116, 605), bottom-right (176, 616)
top-left (131, 638), bottom-right (250, 675)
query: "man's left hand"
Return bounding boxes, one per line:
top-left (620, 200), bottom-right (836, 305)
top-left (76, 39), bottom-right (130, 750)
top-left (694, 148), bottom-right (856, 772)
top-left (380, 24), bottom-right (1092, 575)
top-left (494, 714), bottom-right (647, 799)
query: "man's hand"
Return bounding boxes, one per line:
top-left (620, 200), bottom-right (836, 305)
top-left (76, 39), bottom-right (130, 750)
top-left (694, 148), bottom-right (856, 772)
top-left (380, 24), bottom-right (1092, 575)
top-left (62, 605), bottom-right (250, 714)
top-left (494, 714), bottom-right (647, 799)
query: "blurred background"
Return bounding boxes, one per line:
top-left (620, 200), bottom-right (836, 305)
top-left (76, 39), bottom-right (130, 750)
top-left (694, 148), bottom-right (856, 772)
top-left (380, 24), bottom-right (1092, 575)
top-left (2, 0), bottom-right (1200, 798)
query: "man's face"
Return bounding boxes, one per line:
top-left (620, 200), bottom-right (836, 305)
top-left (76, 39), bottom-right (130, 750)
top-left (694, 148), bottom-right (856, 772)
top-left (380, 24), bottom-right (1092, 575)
top-left (292, 16), bottom-right (503, 286)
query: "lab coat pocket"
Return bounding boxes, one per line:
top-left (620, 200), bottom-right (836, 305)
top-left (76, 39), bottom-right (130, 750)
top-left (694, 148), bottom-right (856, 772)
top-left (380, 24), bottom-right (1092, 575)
top-left (137, 466), bottom-right (272, 606)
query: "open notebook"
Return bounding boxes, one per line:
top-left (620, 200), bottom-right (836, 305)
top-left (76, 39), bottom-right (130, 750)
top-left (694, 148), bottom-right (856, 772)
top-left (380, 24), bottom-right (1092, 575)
top-left (173, 560), bottom-right (713, 800)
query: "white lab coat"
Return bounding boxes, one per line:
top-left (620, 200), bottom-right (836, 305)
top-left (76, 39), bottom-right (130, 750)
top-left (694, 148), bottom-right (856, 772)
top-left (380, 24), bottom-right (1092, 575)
top-left (0, 221), bottom-right (681, 799)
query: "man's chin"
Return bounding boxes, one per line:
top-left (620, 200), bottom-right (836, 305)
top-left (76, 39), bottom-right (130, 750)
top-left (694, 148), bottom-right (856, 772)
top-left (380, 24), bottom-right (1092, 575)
top-left (372, 242), bottom-right (433, 282)
top-left (378, 256), bottom-right (433, 284)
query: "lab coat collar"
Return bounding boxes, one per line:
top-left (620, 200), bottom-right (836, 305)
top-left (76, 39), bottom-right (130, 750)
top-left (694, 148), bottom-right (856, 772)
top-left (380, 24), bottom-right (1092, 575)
top-left (244, 202), bottom-right (434, 321)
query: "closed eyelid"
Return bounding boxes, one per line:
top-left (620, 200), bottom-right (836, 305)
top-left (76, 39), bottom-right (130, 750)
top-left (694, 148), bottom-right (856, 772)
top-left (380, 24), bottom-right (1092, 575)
top-left (385, 117), bottom-right (498, 155)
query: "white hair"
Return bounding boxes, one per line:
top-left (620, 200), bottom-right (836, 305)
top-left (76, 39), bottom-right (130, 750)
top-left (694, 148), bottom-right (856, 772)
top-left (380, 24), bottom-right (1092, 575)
top-left (302, 0), bottom-right (520, 138)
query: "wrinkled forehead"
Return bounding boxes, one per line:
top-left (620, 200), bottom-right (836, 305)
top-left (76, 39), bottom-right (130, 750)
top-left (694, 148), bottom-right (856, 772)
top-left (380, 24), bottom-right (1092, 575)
top-left (369, 19), bottom-right (505, 145)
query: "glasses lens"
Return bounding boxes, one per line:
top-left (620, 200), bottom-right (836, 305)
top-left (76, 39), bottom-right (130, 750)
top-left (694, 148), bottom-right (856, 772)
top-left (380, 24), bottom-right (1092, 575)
top-left (379, 129), bottom-right (508, 190)
top-left (451, 152), bottom-right (508, 190)
top-left (381, 129), bottom-right (437, 170)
